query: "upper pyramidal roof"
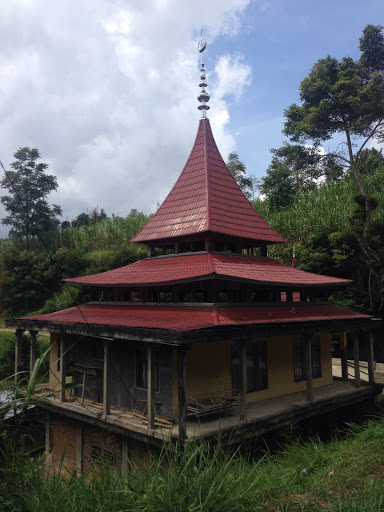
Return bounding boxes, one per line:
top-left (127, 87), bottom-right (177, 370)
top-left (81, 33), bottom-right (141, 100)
top-left (131, 35), bottom-right (283, 246)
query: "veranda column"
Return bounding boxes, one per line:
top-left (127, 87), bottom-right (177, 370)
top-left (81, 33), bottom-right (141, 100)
top-left (14, 329), bottom-right (24, 383)
top-left (76, 421), bottom-right (83, 472)
top-left (368, 330), bottom-right (375, 384)
top-left (103, 340), bottom-right (110, 416)
top-left (59, 335), bottom-right (66, 402)
top-left (340, 331), bottom-right (348, 381)
top-left (29, 330), bottom-right (38, 375)
top-left (352, 332), bottom-right (361, 388)
top-left (178, 346), bottom-right (187, 440)
top-left (304, 335), bottom-right (313, 402)
top-left (147, 344), bottom-right (155, 430)
top-left (239, 340), bottom-right (247, 420)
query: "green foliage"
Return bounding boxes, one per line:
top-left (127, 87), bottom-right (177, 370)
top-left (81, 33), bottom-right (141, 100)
top-left (1, 147), bottom-right (62, 239)
top-left (226, 152), bottom-right (254, 199)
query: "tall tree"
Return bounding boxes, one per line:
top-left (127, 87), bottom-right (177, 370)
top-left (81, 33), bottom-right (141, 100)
top-left (226, 152), bottom-right (254, 199)
top-left (283, 24), bottom-right (384, 266)
top-left (1, 147), bottom-right (62, 239)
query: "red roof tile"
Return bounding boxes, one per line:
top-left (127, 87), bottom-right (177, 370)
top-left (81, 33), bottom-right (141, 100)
top-left (64, 252), bottom-right (350, 287)
top-left (131, 119), bottom-right (284, 245)
top-left (22, 303), bottom-right (371, 333)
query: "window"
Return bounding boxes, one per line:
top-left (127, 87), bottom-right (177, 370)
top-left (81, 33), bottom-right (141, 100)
top-left (90, 445), bottom-right (115, 464)
top-left (231, 342), bottom-right (268, 393)
top-left (293, 336), bottom-right (321, 382)
top-left (135, 350), bottom-right (160, 391)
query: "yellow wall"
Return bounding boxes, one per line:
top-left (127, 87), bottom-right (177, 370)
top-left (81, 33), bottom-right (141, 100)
top-left (172, 332), bottom-right (333, 417)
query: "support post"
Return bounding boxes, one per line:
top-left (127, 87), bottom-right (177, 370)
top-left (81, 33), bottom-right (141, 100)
top-left (29, 330), bottom-right (37, 376)
top-left (122, 437), bottom-right (129, 475)
top-left (368, 330), bottom-right (375, 384)
top-left (103, 340), bottom-right (110, 416)
top-left (239, 340), bottom-right (247, 420)
top-left (305, 335), bottom-right (313, 402)
top-left (76, 421), bottom-right (83, 473)
top-left (14, 329), bottom-right (24, 383)
top-left (45, 411), bottom-right (52, 465)
top-left (178, 347), bottom-right (187, 441)
top-left (340, 331), bottom-right (348, 381)
top-left (147, 344), bottom-right (155, 430)
top-left (353, 332), bottom-right (361, 388)
top-left (59, 335), bottom-right (66, 402)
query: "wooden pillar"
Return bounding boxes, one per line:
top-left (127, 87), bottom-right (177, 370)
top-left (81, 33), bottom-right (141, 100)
top-left (178, 347), bottom-right (187, 440)
top-left (305, 335), bottom-right (313, 401)
top-left (59, 335), bottom-right (66, 402)
top-left (340, 331), bottom-right (348, 381)
top-left (103, 340), bottom-right (110, 416)
top-left (239, 340), bottom-right (247, 420)
top-left (76, 421), bottom-right (83, 472)
top-left (353, 332), bottom-right (361, 388)
top-left (29, 330), bottom-right (37, 375)
top-left (121, 437), bottom-right (129, 475)
top-left (14, 329), bottom-right (24, 383)
top-left (368, 330), bottom-right (375, 384)
top-left (147, 344), bottom-right (155, 430)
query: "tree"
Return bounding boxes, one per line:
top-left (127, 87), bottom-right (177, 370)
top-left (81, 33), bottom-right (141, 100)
top-left (72, 212), bottom-right (90, 227)
top-left (1, 147), bottom-right (62, 239)
top-left (283, 24), bottom-right (384, 267)
top-left (226, 152), bottom-right (254, 199)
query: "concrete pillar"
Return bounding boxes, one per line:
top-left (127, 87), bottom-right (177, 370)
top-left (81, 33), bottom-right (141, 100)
top-left (239, 340), bottom-right (247, 420)
top-left (76, 421), bottom-right (83, 472)
top-left (59, 335), bottom-right (66, 402)
top-left (368, 330), bottom-right (375, 384)
top-left (147, 344), bottom-right (155, 430)
top-left (305, 335), bottom-right (313, 402)
top-left (29, 330), bottom-right (38, 375)
top-left (353, 332), bottom-right (361, 388)
top-left (103, 340), bottom-right (110, 416)
top-left (122, 437), bottom-right (129, 475)
top-left (45, 411), bottom-right (52, 461)
top-left (178, 347), bottom-right (187, 440)
top-left (340, 331), bottom-right (348, 381)
top-left (14, 329), bottom-right (24, 383)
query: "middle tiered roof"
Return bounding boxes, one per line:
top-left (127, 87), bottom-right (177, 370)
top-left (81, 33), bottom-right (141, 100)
top-left (130, 118), bottom-right (284, 245)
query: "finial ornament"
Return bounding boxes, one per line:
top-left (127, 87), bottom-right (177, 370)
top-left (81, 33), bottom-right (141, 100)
top-left (197, 31), bottom-right (210, 118)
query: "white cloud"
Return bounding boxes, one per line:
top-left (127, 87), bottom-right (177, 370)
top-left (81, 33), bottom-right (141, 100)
top-left (0, 0), bottom-right (253, 233)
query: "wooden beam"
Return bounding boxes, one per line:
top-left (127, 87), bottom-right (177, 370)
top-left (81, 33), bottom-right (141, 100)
top-left (368, 330), bottom-right (375, 384)
top-left (305, 335), bottom-right (313, 402)
top-left (14, 329), bottom-right (24, 383)
top-left (178, 347), bottom-right (187, 440)
top-left (103, 340), bottom-right (110, 416)
top-left (239, 340), bottom-right (247, 420)
top-left (147, 344), bottom-right (155, 430)
top-left (340, 331), bottom-right (348, 381)
top-left (29, 330), bottom-right (37, 375)
top-left (353, 333), bottom-right (361, 388)
top-left (59, 335), bottom-right (66, 402)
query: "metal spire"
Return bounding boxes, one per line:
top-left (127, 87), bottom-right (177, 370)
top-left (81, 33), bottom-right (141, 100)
top-left (197, 31), bottom-right (210, 118)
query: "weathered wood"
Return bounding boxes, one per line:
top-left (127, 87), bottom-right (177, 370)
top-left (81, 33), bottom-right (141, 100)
top-left (59, 335), bottom-right (66, 402)
top-left (29, 330), bottom-right (37, 375)
top-left (103, 340), bottom-right (110, 416)
top-left (340, 331), bottom-right (348, 381)
top-left (353, 332), bottom-right (361, 388)
top-left (305, 335), bottom-right (313, 402)
top-left (147, 344), bottom-right (155, 430)
top-left (14, 329), bottom-right (24, 383)
top-left (239, 340), bottom-right (247, 420)
top-left (178, 347), bottom-right (187, 440)
top-left (368, 330), bottom-right (375, 384)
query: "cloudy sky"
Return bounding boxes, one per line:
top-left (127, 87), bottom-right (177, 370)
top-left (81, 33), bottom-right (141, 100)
top-left (0, 0), bottom-right (383, 234)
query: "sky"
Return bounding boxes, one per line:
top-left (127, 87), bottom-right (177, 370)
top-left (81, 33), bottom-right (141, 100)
top-left (0, 0), bottom-right (383, 235)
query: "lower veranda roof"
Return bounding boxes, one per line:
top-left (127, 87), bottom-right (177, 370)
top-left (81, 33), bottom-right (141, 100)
top-left (64, 252), bottom-right (350, 288)
top-left (22, 303), bottom-right (371, 333)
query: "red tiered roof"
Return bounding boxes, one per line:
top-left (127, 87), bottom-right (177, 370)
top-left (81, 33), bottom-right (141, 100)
top-left (130, 119), bottom-right (284, 245)
top-left (64, 253), bottom-right (350, 288)
top-left (23, 303), bottom-right (371, 333)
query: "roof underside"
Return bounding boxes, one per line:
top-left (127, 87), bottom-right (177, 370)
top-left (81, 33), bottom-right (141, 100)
top-left (64, 252), bottom-right (350, 288)
top-left (130, 119), bottom-right (284, 245)
top-left (21, 303), bottom-right (371, 333)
